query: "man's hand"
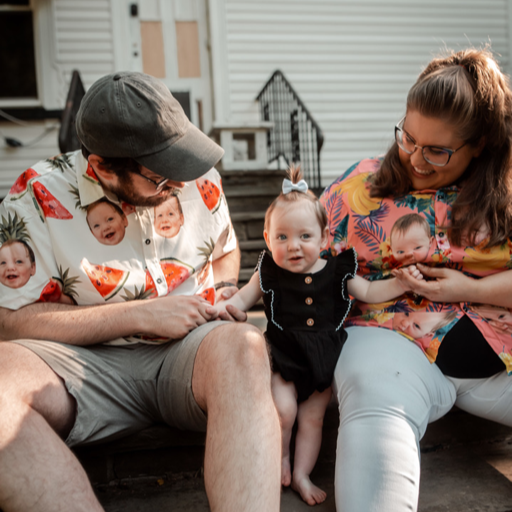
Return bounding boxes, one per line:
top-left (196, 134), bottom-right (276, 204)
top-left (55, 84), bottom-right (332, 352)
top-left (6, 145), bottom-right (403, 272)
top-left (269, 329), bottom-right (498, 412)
top-left (392, 263), bottom-right (475, 303)
top-left (139, 294), bottom-right (219, 339)
top-left (214, 285), bottom-right (248, 322)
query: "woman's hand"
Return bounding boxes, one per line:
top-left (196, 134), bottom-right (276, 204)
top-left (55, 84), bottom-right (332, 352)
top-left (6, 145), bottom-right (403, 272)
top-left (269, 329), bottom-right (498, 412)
top-left (392, 264), bottom-right (424, 292)
top-left (394, 263), bottom-right (476, 303)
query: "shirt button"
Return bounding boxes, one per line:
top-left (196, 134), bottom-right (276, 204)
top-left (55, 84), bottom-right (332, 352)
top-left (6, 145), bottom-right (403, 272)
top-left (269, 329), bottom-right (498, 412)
top-left (438, 232), bottom-right (445, 237)
top-left (305, 276), bottom-right (312, 284)
top-left (145, 239), bottom-right (151, 245)
top-left (307, 318), bottom-right (315, 327)
top-left (305, 297), bottom-right (313, 305)
top-left (157, 278), bottom-right (162, 284)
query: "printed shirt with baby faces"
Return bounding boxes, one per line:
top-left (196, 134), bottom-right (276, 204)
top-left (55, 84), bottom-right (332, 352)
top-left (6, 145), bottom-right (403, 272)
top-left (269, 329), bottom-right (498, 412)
top-left (0, 150), bottom-right (236, 345)
top-left (320, 157), bottom-right (512, 374)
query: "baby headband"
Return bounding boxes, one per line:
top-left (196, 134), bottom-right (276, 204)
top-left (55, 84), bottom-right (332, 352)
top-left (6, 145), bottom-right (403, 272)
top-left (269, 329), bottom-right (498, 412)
top-left (282, 178), bottom-right (308, 195)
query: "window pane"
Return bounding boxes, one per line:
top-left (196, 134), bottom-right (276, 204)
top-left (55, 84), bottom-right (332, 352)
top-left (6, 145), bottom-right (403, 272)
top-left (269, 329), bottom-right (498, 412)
top-left (0, 1), bottom-right (30, 5)
top-left (0, 11), bottom-right (37, 98)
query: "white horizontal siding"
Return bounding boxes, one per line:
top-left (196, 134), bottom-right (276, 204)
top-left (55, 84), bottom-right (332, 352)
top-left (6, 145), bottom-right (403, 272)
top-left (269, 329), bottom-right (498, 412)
top-left (221, 0), bottom-right (510, 186)
top-left (0, 122), bottom-right (61, 198)
top-left (53, 0), bottom-right (116, 90)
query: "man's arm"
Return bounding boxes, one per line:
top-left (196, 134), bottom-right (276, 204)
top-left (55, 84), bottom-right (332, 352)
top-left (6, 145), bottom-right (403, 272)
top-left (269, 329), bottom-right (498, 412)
top-left (212, 243), bottom-right (241, 288)
top-left (0, 294), bottom-right (216, 345)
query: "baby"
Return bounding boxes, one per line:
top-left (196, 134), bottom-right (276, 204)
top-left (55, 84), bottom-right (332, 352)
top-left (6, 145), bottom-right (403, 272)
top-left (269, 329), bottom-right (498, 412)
top-left (468, 304), bottom-right (512, 336)
top-left (392, 310), bottom-right (458, 343)
top-left (86, 199), bottom-right (128, 246)
top-left (215, 167), bottom-right (422, 505)
top-left (0, 239), bottom-right (36, 289)
top-left (154, 195), bottom-right (184, 238)
top-left (390, 213), bottom-right (433, 265)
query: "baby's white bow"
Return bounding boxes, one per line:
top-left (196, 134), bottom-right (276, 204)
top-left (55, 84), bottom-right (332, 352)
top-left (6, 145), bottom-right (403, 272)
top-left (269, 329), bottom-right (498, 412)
top-left (282, 178), bottom-right (309, 195)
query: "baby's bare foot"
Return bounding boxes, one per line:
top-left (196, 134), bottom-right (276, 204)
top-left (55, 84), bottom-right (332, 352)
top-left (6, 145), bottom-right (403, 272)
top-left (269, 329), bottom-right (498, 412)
top-left (281, 456), bottom-right (292, 487)
top-left (292, 474), bottom-right (327, 506)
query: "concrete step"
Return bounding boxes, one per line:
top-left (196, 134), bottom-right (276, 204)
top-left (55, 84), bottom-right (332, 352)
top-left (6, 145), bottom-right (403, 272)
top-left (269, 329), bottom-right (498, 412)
top-left (239, 239), bottom-right (266, 251)
top-left (230, 211), bottom-right (266, 222)
top-left (232, 215), bottom-right (265, 242)
top-left (94, 406), bottom-right (512, 512)
top-left (219, 169), bottom-right (286, 189)
top-left (238, 267), bottom-right (255, 283)
top-left (224, 185), bottom-right (280, 198)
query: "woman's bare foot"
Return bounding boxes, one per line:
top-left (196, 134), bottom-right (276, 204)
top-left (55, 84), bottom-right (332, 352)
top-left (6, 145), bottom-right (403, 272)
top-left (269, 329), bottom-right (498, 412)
top-left (281, 456), bottom-right (292, 487)
top-left (292, 474), bottom-right (326, 505)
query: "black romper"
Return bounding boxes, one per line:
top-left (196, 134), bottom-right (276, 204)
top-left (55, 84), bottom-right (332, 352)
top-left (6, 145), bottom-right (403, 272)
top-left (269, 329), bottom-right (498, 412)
top-left (258, 248), bottom-right (357, 402)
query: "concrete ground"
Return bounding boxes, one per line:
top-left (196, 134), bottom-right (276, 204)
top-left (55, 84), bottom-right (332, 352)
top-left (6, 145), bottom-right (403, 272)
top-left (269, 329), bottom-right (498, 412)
top-left (93, 312), bottom-right (512, 511)
top-left (95, 407), bottom-right (512, 512)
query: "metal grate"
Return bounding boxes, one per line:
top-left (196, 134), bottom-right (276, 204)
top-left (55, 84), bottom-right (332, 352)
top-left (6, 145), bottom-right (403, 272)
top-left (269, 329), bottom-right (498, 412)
top-left (256, 70), bottom-right (324, 189)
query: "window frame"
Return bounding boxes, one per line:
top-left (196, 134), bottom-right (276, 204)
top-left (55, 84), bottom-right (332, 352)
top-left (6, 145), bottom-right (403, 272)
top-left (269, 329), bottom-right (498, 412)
top-left (0, 0), bottom-right (56, 110)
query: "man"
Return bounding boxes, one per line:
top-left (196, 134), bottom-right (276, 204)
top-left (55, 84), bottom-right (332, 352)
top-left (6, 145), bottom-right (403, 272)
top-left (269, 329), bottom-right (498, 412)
top-left (0, 72), bottom-right (280, 511)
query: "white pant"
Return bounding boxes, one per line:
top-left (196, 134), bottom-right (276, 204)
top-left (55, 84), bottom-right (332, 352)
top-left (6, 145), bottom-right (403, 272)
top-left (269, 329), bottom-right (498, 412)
top-left (334, 326), bottom-right (512, 512)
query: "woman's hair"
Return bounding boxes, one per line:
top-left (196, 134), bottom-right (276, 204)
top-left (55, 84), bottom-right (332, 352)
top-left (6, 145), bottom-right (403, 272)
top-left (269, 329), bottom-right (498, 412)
top-left (264, 165), bottom-right (327, 233)
top-left (370, 47), bottom-right (512, 247)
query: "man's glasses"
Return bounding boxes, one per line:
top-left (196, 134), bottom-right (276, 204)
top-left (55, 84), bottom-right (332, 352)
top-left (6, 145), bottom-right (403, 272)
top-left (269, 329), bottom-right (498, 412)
top-left (395, 117), bottom-right (467, 167)
top-left (128, 168), bottom-right (169, 192)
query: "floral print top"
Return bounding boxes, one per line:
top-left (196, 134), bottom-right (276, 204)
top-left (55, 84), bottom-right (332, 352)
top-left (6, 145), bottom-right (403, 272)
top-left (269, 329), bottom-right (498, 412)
top-left (320, 157), bottom-right (512, 374)
top-left (0, 150), bottom-right (236, 345)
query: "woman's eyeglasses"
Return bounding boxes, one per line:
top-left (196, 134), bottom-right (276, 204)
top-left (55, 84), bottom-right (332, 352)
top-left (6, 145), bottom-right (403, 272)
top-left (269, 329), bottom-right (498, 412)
top-left (395, 117), bottom-right (467, 167)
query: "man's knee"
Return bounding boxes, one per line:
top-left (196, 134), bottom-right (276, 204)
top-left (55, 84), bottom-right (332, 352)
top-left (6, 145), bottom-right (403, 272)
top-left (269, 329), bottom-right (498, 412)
top-left (193, 323), bottom-right (271, 408)
top-left (0, 342), bottom-right (76, 438)
top-left (203, 322), bottom-right (269, 371)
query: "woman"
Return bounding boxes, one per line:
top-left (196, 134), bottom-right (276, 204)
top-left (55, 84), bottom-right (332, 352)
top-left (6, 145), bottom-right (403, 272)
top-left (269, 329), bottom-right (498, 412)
top-left (321, 47), bottom-right (512, 511)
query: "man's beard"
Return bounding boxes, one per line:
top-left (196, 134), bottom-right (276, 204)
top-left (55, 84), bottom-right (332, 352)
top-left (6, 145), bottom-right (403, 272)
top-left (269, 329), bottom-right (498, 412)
top-left (107, 172), bottom-right (175, 207)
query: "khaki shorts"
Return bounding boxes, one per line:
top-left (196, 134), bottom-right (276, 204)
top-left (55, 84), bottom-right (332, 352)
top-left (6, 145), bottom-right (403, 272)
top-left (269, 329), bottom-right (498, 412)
top-left (11, 321), bottom-right (228, 447)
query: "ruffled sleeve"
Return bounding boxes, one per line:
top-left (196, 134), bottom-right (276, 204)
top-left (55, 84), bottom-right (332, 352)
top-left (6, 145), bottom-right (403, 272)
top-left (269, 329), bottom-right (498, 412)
top-left (334, 247), bottom-right (358, 282)
top-left (257, 250), bottom-right (280, 293)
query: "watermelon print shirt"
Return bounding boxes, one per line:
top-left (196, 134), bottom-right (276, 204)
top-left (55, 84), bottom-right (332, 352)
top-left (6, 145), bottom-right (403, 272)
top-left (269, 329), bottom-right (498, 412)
top-left (320, 157), bottom-right (512, 374)
top-left (0, 150), bottom-right (236, 345)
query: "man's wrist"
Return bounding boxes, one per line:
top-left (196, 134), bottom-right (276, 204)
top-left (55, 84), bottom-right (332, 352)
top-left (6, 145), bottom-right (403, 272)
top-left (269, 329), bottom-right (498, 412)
top-left (214, 281), bottom-right (237, 290)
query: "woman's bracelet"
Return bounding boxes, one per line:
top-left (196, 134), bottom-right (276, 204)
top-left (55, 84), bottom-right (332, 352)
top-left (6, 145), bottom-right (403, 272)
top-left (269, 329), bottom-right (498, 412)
top-left (214, 281), bottom-right (237, 290)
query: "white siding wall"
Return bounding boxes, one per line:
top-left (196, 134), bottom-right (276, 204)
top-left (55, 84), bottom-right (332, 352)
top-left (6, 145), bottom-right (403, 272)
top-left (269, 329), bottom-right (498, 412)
top-left (53, 0), bottom-right (116, 94)
top-left (0, 0), bottom-right (117, 198)
top-left (215, 0), bottom-right (511, 186)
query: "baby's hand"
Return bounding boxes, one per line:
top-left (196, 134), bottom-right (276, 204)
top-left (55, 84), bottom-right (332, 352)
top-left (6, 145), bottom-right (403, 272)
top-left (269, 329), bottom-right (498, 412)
top-left (392, 264), bottom-right (424, 291)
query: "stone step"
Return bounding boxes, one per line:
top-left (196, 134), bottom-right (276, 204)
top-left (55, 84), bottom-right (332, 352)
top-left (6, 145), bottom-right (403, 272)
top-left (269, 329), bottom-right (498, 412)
top-left (238, 267), bottom-right (255, 283)
top-left (232, 214), bottom-right (265, 242)
top-left (224, 185), bottom-right (280, 198)
top-left (230, 211), bottom-right (266, 222)
top-left (239, 239), bottom-right (266, 251)
top-left (219, 169), bottom-right (287, 189)
top-left (88, 406), bottom-right (512, 512)
top-left (225, 195), bottom-right (275, 213)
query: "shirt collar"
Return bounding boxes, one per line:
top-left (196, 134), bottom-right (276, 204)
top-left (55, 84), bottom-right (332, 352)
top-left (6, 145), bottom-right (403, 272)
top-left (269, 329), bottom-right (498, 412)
top-left (75, 152), bottom-right (111, 207)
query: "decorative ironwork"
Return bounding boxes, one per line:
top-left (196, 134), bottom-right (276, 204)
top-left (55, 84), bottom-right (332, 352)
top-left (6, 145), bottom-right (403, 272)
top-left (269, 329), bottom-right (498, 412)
top-left (256, 70), bottom-right (324, 189)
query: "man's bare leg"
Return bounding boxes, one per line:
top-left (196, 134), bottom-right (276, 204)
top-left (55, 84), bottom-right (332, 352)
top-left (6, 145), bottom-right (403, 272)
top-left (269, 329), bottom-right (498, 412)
top-left (0, 342), bottom-right (104, 512)
top-left (192, 323), bottom-right (281, 512)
